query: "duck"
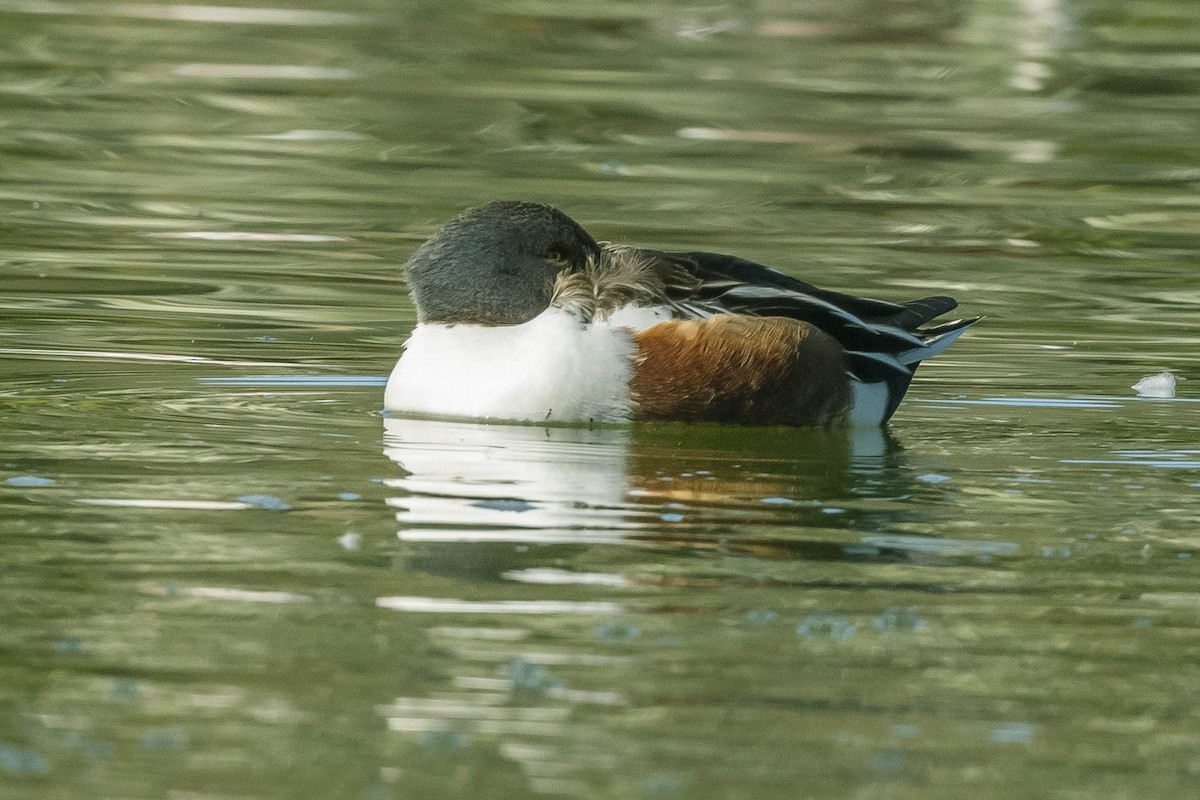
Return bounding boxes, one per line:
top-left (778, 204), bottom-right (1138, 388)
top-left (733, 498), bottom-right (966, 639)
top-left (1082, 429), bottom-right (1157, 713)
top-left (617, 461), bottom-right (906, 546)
top-left (385, 200), bottom-right (977, 427)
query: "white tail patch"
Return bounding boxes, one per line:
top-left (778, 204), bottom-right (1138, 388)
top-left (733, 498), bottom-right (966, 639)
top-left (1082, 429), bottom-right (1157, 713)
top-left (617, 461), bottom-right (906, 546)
top-left (850, 380), bottom-right (891, 426)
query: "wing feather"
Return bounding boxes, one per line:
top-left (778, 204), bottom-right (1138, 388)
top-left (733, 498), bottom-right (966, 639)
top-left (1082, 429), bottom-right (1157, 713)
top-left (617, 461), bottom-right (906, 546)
top-left (597, 244), bottom-right (979, 423)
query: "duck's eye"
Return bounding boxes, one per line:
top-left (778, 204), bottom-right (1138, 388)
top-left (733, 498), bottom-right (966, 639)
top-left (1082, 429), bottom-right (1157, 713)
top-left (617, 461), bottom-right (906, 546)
top-left (546, 247), bottom-right (570, 265)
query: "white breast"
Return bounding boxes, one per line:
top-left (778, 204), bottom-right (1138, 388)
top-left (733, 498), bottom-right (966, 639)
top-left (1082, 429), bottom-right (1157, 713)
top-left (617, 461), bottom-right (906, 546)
top-left (384, 308), bottom-right (637, 423)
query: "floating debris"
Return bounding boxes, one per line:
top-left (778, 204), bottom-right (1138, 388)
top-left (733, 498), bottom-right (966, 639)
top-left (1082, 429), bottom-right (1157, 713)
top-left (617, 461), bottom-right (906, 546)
top-left (1132, 371), bottom-right (1178, 398)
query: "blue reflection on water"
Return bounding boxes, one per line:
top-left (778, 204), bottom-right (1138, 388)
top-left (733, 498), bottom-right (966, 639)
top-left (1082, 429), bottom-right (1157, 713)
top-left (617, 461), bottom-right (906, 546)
top-left (797, 611), bottom-right (856, 642)
top-left (989, 722), bottom-right (1036, 744)
top-left (0, 742), bottom-right (49, 776)
top-left (5, 475), bottom-right (56, 487)
top-left (199, 375), bottom-right (387, 386)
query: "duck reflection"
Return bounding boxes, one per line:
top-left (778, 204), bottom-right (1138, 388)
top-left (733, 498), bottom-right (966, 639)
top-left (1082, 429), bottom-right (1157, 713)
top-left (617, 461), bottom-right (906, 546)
top-left (382, 418), bottom-right (633, 536)
top-left (382, 417), bottom-right (916, 581)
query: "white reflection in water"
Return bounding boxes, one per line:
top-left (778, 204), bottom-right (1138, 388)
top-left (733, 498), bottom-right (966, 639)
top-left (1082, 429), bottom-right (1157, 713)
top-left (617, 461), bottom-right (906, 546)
top-left (148, 586), bottom-right (311, 603)
top-left (250, 129), bottom-right (367, 141)
top-left (392, 528), bottom-right (626, 544)
top-left (501, 568), bottom-right (630, 587)
top-left (1061, 449), bottom-right (1200, 469)
top-left (920, 396), bottom-right (1123, 408)
top-left (382, 418), bottom-right (891, 525)
top-left (149, 231), bottom-right (347, 242)
top-left (0, 1), bottom-right (368, 26)
top-left (79, 498), bottom-right (250, 510)
top-left (382, 417), bottom-right (632, 541)
top-left (171, 64), bottom-right (359, 80)
top-left (375, 597), bottom-right (622, 615)
top-left (0, 347), bottom-right (294, 366)
top-left (376, 418), bottom-right (955, 791)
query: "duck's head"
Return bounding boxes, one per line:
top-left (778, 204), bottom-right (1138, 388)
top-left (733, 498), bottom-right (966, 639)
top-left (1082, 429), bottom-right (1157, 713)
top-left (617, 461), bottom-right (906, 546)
top-left (405, 201), bottom-right (600, 325)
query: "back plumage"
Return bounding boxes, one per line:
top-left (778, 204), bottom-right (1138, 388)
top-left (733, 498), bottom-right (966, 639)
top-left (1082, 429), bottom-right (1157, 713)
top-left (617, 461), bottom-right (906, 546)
top-left (614, 249), bottom-right (980, 423)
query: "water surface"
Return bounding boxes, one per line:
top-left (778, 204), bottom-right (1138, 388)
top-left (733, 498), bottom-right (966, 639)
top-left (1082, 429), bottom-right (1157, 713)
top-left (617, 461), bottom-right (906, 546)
top-left (4, 1), bottom-right (1200, 797)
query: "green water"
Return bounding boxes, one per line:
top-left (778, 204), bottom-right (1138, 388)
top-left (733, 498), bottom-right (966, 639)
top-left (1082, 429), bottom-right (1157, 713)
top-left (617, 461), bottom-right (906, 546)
top-left (4, 0), bottom-right (1200, 797)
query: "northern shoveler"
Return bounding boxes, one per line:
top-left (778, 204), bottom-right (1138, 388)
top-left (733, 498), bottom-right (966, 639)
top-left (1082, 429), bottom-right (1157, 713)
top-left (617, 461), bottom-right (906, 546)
top-left (385, 200), bottom-right (978, 426)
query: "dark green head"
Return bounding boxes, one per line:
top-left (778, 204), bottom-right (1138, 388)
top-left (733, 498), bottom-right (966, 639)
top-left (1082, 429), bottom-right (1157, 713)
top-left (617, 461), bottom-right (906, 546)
top-left (406, 201), bottom-right (600, 325)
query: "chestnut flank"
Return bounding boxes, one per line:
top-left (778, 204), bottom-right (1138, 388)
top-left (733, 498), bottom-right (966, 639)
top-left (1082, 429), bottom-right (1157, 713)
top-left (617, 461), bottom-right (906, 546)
top-left (630, 315), bottom-right (850, 426)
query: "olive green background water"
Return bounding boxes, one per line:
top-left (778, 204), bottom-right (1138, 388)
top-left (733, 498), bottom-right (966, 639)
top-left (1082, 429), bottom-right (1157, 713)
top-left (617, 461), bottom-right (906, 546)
top-left (4, 0), bottom-right (1200, 797)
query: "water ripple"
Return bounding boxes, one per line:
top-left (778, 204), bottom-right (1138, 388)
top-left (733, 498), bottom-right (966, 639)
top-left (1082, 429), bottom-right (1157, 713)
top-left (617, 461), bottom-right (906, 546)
top-left (0, 1), bottom-right (372, 26)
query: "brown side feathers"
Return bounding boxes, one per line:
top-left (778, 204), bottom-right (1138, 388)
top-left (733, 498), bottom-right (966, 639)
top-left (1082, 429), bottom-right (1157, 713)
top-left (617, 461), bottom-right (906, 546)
top-left (630, 315), bottom-right (851, 427)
